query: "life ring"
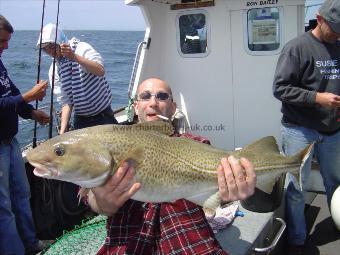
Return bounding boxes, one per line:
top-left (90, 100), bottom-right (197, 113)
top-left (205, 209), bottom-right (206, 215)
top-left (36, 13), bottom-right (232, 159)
top-left (331, 185), bottom-right (340, 231)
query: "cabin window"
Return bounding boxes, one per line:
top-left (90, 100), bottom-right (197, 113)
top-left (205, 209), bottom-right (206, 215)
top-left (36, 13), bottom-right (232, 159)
top-left (246, 7), bottom-right (281, 54)
top-left (177, 11), bottom-right (209, 57)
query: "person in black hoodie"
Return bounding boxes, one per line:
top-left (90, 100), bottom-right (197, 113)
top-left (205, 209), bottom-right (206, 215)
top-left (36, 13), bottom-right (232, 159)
top-left (273, 1), bottom-right (340, 254)
top-left (0, 15), bottom-right (50, 254)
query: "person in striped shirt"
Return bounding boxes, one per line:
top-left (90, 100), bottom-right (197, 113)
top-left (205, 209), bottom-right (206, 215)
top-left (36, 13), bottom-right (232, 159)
top-left (37, 23), bottom-right (117, 134)
top-left (36, 24), bottom-right (118, 232)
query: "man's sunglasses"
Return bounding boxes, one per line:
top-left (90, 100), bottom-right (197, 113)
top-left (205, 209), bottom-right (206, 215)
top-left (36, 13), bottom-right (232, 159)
top-left (137, 91), bottom-right (172, 101)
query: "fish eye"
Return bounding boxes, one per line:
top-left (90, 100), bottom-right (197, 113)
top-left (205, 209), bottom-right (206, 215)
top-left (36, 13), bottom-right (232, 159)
top-left (54, 145), bottom-right (65, 157)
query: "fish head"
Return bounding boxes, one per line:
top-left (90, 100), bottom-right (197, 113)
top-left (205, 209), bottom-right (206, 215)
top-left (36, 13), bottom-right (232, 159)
top-left (26, 129), bottom-right (112, 187)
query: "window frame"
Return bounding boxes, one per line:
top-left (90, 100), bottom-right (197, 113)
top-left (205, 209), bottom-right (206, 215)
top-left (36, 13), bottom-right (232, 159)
top-left (176, 9), bottom-right (211, 58)
top-left (243, 6), bottom-right (284, 56)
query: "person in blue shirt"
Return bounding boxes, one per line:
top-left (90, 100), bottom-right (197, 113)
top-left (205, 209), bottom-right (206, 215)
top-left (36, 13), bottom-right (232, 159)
top-left (0, 15), bottom-right (51, 254)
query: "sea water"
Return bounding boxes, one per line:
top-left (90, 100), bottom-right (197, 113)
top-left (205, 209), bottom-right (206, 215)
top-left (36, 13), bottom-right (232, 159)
top-left (1, 30), bottom-right (144, 147)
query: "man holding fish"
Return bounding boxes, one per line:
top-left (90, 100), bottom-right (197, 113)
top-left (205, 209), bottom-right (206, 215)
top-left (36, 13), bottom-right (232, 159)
top-left (27, 77), bottom-right (312, 254)
top-left (88, 78), bottom-right (256, 254)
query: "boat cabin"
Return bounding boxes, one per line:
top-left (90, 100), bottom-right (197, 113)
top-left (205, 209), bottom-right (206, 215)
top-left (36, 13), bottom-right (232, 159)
top-left (116, 1), bottom-right (331, 254)
top-left (123, 0), bottom-right (306, 151)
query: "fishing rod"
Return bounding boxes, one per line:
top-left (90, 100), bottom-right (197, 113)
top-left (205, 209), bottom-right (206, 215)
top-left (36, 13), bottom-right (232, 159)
top-left (48, 0), bottom-right (62, 139)
top-left (32, 0), bottom-right (46, 148)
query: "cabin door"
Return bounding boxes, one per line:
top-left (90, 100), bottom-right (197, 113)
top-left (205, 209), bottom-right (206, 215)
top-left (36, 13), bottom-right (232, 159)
top-left (229, 7), bottom-right (282, 148)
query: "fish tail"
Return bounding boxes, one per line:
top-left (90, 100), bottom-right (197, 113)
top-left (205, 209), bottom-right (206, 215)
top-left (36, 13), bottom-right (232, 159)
top-left (293, 143), bottom-right (314, 191)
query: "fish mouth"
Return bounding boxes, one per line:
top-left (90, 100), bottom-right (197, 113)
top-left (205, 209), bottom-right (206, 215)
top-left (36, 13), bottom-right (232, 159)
top-left (30, 162), bottom-right (58, 178)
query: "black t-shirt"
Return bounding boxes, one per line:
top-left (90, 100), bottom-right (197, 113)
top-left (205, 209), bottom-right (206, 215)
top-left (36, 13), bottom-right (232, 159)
top-left (273, 31), bottom-right (340, 132)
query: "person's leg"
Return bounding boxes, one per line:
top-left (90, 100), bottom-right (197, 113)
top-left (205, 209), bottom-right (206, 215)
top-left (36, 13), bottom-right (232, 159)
top-left (281, 124), bottom-right (318, 246)
top-left (0, 141), bottom-right (25, 254)
top-left (100, 107), bottom-right (118, 125)
top-left (73, 114), bottom-right (90, 130)
top-left (315, 131), bottom-right (340, 207)
top-left (9, 138), bottom-right (38, 252)
top-left (73, 107), bottom-right (117, 129)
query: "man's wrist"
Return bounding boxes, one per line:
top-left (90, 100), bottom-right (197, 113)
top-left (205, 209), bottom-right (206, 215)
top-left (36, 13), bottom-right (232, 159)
top-left (87, 190), bottom-right (101, 213)
top-left (22, 92), bottom-right (32, 103)
top-left (72, 53), bottom-right (79, 63)
top-left (87, 190), bottom-right (110, 215)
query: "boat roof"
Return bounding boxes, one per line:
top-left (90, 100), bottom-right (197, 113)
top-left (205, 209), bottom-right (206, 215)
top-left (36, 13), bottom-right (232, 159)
top-left (125, 0), bottom-right (178, 4)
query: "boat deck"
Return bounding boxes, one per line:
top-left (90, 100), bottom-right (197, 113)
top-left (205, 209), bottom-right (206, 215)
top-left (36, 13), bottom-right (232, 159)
top-left (216, 192), bottom-right (340, 255)
top-left (304, 192), bottom-right (340, 255)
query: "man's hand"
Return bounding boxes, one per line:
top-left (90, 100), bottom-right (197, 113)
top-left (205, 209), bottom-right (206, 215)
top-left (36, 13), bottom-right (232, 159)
top-left (316, 92), bottom-right (340, 109)
top-left (89, 162), bottom-right (141, 216)
top-left (22, 80), bottom-right (48, 102)
top-left (31, 109), bottom-right (50, 125)
top-left (60, 43), bottom-right (76, 61)
top-left (217, 155), bottom-right (256, 202)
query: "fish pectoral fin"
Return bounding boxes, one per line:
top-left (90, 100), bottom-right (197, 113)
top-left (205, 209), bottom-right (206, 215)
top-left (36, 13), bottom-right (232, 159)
top-left (133, 120), bottom-right (174, 136)
top-left (118, 147), bottom-right (144, 169)
top-left (77, 187), bottom-right (90, 205)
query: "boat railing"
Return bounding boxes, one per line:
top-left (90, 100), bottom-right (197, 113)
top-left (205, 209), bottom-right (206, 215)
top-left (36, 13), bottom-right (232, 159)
top-left (253, 217), bottom-right (286, 254)
top-left (128, 38), bottom-right (150, 99)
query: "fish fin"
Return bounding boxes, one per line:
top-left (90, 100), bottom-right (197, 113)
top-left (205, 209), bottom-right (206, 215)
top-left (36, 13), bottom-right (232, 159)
top-left (203, 192), bottom-right (222, 218)
top-left (132, 120), bottom-right (174, 136)
top-left (241, 136), bottom-right (280, 154)
top-left (116, 146), bottom-right (144, 170)
top-left (282, 142), bottom-right (314, 192)
top-left (256, 175), bottom-right (278, 194)
top-left (297, 143), bottom-right (315, 191)
top-left (256, 142), bottom-right (314, 194)
top-left (78, 187), bottom-right (90, 205)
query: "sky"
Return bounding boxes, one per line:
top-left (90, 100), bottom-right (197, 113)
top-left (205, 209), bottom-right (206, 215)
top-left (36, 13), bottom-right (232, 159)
top-left (0, 0), bottom-right (146, 31)
top-left (0, 0), bottom-right (324, 31)
top-left (305, 0), bottom-right (325, 20)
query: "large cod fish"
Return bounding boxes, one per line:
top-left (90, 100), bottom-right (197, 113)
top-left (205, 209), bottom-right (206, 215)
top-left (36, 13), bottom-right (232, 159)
top-left (26, 121), bottom-right (313, 212)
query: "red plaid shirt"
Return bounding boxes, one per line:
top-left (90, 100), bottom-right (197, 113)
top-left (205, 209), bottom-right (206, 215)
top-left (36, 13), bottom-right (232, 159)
top-left (97, 133), bottom-right (228, 255)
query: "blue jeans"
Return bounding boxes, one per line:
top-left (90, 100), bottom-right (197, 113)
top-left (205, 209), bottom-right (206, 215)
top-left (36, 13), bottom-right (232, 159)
top-left (0, 138), bottom-right (38, 254)
top-left (281, 123), bottom-right (340, 245)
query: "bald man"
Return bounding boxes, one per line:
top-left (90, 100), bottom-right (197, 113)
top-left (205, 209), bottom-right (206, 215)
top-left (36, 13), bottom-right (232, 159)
top-left (88, 78), bottom-right (256, 255)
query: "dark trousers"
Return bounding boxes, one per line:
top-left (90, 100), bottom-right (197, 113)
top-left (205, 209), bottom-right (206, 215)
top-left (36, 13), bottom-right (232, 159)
top-left (73, 106), bottom-right (118, 129)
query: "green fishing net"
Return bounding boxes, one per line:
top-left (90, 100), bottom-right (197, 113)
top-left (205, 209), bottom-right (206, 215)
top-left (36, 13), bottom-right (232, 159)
top-left (41, 215), bottom-right (107, 255)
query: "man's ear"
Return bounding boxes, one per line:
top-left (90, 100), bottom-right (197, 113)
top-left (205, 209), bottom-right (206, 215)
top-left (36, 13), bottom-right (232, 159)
top-left (171, 101), bottom-right (177, 115)
top-left (133, 101), bottom-right (139, 116)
